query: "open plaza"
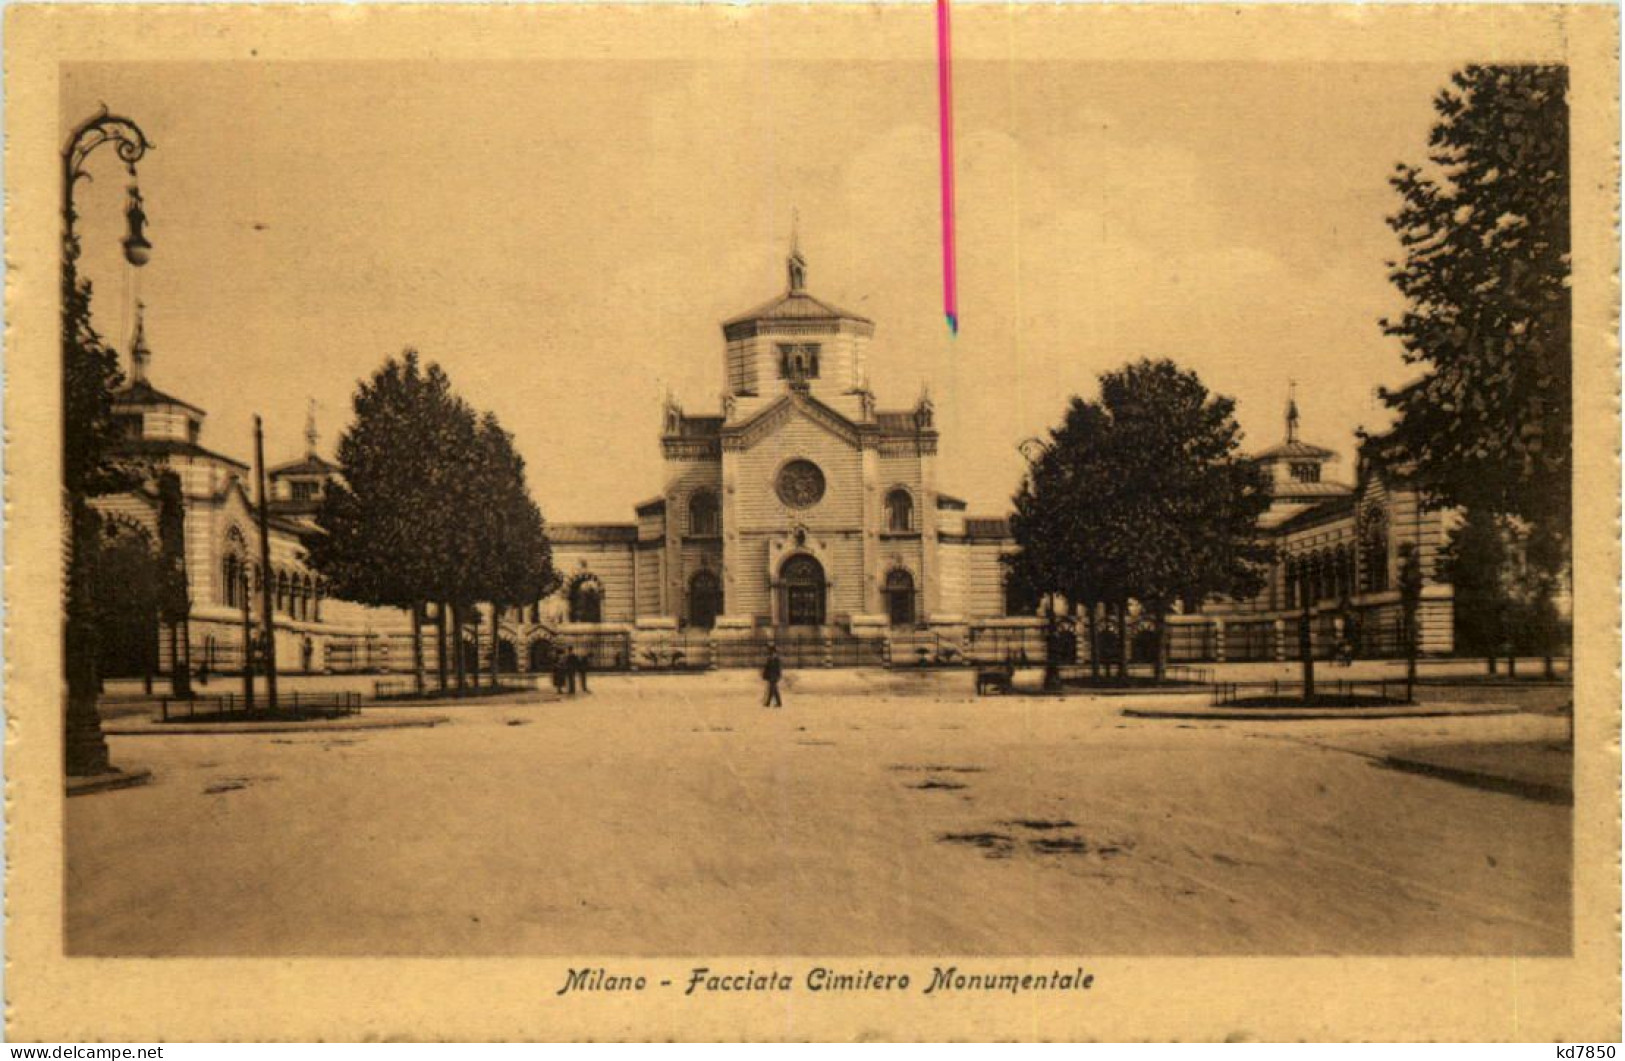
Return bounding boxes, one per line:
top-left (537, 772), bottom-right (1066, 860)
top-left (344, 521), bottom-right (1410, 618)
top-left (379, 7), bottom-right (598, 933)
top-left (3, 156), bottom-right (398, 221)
top-left (70, 659), bottom-right (1571, 957)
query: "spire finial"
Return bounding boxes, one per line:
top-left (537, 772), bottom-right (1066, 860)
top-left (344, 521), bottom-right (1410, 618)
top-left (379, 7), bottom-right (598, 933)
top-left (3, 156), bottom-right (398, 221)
top-left (1286, 380), bottom-right (1300, 444)
top-left (787, 208), bottom-right (807, 293)
top-left (305, 398), bottom-right (319, 458)
top-left (130, 300), bottom-right (151, 384)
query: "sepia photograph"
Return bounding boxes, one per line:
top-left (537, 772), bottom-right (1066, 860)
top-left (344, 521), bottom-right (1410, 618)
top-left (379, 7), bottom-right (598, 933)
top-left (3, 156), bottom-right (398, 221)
top-left (6, 1), bottom-right (1618, 1043)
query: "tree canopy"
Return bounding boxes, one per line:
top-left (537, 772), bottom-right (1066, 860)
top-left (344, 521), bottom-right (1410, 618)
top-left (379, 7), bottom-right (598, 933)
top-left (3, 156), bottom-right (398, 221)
top-left (311, 350), bottom-right (558, 617)
top-left (1376, 65), bottom-right (1571, 541)
top-left (1008, 359), bottom-right (1273, 676)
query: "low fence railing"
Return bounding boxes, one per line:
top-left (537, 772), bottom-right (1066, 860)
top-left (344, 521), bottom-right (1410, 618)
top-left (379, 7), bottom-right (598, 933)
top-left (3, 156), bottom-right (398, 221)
top-left (1210, 678), bottom-right (1412, 707)
top-left (373, 674), bottom-right (544, 700)
top-left (636, 634), bottom-right (714, 672)
top-left (158, 691), bottom-right (362, 722)
top-left (711, 634), bottom-right (886, 670)
top-left (886, 631), bottom-right (968, 668)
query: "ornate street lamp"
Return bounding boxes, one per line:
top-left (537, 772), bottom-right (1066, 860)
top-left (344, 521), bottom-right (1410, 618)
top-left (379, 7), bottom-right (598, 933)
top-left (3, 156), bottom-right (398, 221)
top-left (62, 106), bottom-right (154, 780)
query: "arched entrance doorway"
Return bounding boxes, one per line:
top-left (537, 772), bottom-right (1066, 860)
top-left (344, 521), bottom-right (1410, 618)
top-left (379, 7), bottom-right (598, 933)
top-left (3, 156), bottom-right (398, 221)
top-left (496, 638), bottom-right (518, 673)
top-left (689, 570), bottom-right (722, 630)
top-left (528, 638), bottom-right (554, 673)
top-left (780, 554), bottom-right (826, 627)
top-left (885, 568), bottom-right (916, 627)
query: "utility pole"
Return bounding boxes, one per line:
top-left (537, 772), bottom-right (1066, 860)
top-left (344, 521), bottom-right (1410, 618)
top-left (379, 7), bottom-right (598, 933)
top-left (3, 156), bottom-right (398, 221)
top-left (240, 565), bottom-right (255, 709)
top-left (254, 416), bottom-right (279, 710)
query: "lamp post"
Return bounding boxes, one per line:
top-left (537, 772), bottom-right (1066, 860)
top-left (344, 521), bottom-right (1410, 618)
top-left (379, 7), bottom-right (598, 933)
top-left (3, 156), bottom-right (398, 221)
top-left (62, 108), bottom-right (154, 778)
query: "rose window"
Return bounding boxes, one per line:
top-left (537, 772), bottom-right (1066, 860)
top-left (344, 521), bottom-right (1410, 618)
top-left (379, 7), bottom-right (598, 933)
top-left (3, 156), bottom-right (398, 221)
top-left (776, 459), bottom-right (826, 508)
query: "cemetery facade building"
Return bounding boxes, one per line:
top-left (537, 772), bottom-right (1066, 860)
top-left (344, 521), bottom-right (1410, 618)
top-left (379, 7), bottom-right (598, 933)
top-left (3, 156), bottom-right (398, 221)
top-left (91, 251), bottom-right (1483, 678)
top-left (532, 242), bottom-right (1029, 664)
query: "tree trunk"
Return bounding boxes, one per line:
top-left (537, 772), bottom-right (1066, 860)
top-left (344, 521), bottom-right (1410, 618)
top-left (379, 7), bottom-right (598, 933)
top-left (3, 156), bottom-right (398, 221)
top-left (436, 602), bottom-right (449, 691)
top-left (1116, 602), bottom-right (1130, 681)
top-left (1507, 653), bottom-right (1517, 678)
top-left (411, 602), bottom-right (425, 695)
top-left (1042, 600), bottom-right (1060, 692)
top-left (452, 603), bottom-right (467, 693)
top-left (1299, 600), bottom-right (1315, 703)
top-left (489, 604), bottom-right (500, 687)
top-left (1087, 601), bottom-right (1100, 682)
top-left (1487, 655), bottom-right (1497, 675)
top-left (168, 620), bottom-right (191, 698)
top-left (64, 497), bottom-right (113, 777)
top-left (142, 604), bottom-right (155, 696)
top-left (1153, 607), bottom-right (1167, 683)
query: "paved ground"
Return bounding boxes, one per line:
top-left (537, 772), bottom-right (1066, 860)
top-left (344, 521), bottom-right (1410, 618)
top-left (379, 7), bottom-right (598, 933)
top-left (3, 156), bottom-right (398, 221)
top-left (69, 669), bottom-right (1571, 957)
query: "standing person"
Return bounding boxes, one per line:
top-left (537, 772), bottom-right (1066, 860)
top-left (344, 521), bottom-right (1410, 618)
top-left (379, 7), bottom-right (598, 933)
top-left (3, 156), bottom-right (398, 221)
top-left (564, 647), bottom-right (578, 695)
top-left (550, 648), bottom-right (567, 697)
top-left (761, 646), bottom-right (783, 708)
top-left (576, 647), bottom-right (591, 694)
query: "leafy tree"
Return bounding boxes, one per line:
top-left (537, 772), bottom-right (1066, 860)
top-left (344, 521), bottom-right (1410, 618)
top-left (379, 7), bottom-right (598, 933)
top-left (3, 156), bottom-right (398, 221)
top-left (1439, 507), bottom-right (1513, 672)
top-left (1097, 360), bottom-right (1274, 681)
top-left (311, 350), bottom-right (468, 694)
top-left (63, 264), bottom-right (142, 775)
top-left (466, 412), bottom-right (559, 684)
top-left (1376, 65), bottom-right (1571, 658)
top-left (313, 352), bottom-right (558, 696)
top-left (1008, 399), bottom-right (1123, 684)
top-left (1009, 360), bottom-right (1273, 684)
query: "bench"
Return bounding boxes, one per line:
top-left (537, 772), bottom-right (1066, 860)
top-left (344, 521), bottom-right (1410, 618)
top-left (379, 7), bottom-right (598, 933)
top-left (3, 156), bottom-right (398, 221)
top-left (975, 667), bottom-right (1014, 695)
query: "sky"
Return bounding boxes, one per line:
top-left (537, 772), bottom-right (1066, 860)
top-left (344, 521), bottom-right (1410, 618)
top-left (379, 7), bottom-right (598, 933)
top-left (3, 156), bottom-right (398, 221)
top-left (64, 56), bottom-right (1455, 522)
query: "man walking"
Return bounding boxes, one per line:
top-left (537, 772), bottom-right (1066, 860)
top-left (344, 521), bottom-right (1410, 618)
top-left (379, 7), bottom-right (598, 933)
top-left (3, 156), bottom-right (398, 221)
top-left (762, 646), bottom-right (783, 708)
top-left (576, 647), bottom-right (591, 694)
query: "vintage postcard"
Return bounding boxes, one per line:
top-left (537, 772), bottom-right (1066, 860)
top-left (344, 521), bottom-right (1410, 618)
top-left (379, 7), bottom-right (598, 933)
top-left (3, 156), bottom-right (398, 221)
top-left (4, 2), bottom-right (1619, 1042)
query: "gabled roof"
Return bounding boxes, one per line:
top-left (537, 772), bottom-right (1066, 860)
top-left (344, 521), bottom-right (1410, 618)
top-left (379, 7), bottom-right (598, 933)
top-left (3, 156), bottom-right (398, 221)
top-left (1256, 439), bottom-right (1337, 461)
top-left (270, 454), bottom-right (340, 477)
top-left (1268, 493), bottom-right (1357, 535)
top-left (724, 390), bottom-right (860, 448)
top-left (723, 289), bottom-right (871, 328)
top-left (116, 437), bottom-right (248, 470)
top-left (112, 380), bottom-right (206, 416)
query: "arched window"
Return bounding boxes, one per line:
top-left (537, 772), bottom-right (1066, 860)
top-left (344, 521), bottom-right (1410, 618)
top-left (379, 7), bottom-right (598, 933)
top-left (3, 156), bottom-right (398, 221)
top-left (222, 555), bottom-right (241, 608)
top-left (568, 576), bottom-right (603, 624)
top-left (885, 568), bottom-right (916, 627)
top-left (885, 488), bottom-right (914, 533)
top-left (689, 490), bottom-right (720, 537)
top-left (689, 570), bottom-right (722, 629)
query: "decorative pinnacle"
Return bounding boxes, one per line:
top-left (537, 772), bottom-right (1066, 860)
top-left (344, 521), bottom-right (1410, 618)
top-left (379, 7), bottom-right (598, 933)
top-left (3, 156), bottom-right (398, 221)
top-left (305, 398), bottom-right (319, 458)
top-left (787, 208), bottom-right (807, 293)
top-left (130, 300), bottom-right (151, 384)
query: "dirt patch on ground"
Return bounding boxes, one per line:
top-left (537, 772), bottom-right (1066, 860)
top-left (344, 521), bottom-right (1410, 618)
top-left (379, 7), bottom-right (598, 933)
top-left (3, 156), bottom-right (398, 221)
top-left (912, 778), bottom-right (967, 791)
top-left (891, 763), bottom-right (985, 774)
top-left (942, 822), bottom-right (1134, 860)
top-left (939, 831), bottom-right (1017, 858)
top-left (203, 775), bottom-right (278, 795)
